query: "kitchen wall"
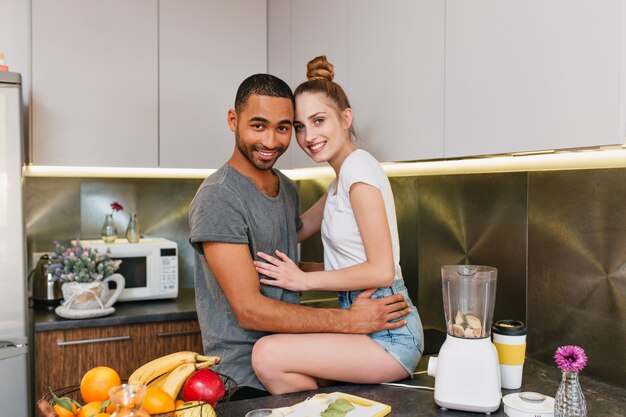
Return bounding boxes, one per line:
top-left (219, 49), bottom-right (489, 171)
top-left (24, 167), bottom-right (626, 387)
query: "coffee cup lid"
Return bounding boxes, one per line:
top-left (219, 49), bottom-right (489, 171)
top-left (493, 319), bottom-right (527, 335)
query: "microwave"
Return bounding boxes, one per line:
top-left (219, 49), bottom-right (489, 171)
top-left (35, 238), bottom-right (179, 302)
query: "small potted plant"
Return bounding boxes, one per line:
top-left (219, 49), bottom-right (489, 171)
top-left (47, 241), bottom-right (125, 314)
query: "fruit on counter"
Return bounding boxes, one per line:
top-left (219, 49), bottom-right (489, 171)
top-left (77, 400), bottom-right (104, 417)
top-left (141, 386), bottom-right (176, 415)
top-left (320, 399), bottom-right (355, 417)
top-left (174, 401), bottom-right (216, 417)
top-left (128, 351), bottom-right (221, 386)
top-left (80, 366), bottom-right (122, 403)
top-left (181, 368), bottom-right (226, 406)
top-left (449, 311), bottom-right (484, 338)
top-left (162, 360), bottom-right (217, 400)
top-left (53, 403), bottom-right (78, 417)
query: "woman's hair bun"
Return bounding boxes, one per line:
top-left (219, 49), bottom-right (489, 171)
top-left (306, 56), bottom-right (334, 82)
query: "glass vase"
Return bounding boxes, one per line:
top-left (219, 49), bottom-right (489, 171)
top-left (101, 213), bottom-right (117, 243)
top-left (554, 371), bottom-right (587, 417)
top-left (126, 213), bottom-right (141, 243)
top-left (108, 384), bottom-right (150, 417)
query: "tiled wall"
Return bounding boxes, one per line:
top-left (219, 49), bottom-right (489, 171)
top-left (24, 167), bottom-right (626, 387)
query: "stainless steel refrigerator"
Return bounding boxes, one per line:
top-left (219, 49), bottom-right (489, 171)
top-left (0, 71), bottom-right (30, 416)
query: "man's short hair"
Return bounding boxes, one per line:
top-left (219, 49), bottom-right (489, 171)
top-left (235, 74), bottom-right (295, 113)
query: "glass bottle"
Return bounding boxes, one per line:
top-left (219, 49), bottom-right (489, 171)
top-left (101, 213), bottom-right (117, 243)
top-left (126, 213), bottom-right (141, 243)
top-left (554, 371), bottom-right (587, 417)
top-left (108, 384), bottom-right (150, 417)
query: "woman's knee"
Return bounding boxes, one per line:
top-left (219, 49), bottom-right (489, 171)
top-left (252, 335), bottom-right (280, 376)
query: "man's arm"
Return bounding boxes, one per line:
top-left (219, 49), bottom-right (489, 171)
top-left (202, 241), bottom-right (408, 334)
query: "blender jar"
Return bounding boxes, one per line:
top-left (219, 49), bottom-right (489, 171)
top-left (441, 265), bottom-right (497, 339)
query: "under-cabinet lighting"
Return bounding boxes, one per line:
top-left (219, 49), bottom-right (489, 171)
top-left (23, 147), bottom-right (626, 180)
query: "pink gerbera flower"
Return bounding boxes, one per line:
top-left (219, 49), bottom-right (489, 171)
top-left (110, 201), bottom-right (124, 212)
top-left (554, 345), bottom-right (587, 373)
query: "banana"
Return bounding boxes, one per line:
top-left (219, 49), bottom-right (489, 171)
top-left (128, 351), bottom-right (220, 385)
top-left (147, 370), bottom-right (170, 388)
top-left (162, 359), bottom-right (216, 400)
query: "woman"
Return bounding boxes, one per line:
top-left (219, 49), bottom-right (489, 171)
top-left (251, 56), bottom-right (423, 395)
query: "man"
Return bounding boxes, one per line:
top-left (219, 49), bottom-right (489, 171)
top-left (188, 74), bottom-right (409, 399)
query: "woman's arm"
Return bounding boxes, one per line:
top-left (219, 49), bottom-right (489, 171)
top-left (296, 192), bottom-right (327, 242)
top-left (255, 182), bottom-right (395, 291)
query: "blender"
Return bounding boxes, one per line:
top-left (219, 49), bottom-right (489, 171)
top-left (427, 265), bottom-right (501, 413)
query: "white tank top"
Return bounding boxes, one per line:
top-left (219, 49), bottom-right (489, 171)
top-left (321, 150), bottom-right (402, 279)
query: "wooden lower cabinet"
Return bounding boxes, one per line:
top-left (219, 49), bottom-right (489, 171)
top-left (35, 319), bottom-right (203, 402)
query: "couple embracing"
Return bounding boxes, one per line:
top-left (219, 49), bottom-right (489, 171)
top-left (189, 56), bottom-right (423, 400)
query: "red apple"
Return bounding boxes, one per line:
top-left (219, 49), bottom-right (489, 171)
top-left (181, 368), bottom-right (226, 406)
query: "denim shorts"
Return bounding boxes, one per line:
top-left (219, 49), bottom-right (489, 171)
top-left (338, 280), bottom-right (424, 376)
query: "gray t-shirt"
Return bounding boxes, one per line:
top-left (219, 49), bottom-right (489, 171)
top-left (189, 164), bottom-right (302, 390)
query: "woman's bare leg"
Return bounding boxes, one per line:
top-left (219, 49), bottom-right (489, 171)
top-left (252, 333), bottom-right (409, 395)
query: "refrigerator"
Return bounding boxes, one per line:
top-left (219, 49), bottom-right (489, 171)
top-left (0, 71), bottom-right (31, 416)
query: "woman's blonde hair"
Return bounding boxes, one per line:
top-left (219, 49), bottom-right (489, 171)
top-left (294, 56), bottom-right (355, 140)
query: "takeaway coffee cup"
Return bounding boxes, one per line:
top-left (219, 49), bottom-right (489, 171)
top-left (492, 320), bottom-right (527, 389)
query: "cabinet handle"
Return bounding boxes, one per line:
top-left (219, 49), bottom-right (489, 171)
top-left (56, 335), bottom-right (131, 346)
top-left (157, 330), bottom-right (201, 337)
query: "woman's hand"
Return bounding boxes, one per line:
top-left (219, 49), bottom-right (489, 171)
top-left (254, 250), bottom-right (309, 291)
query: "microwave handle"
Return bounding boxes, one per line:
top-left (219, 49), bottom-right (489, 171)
top-left (157, 329), bottom-right (201, 338)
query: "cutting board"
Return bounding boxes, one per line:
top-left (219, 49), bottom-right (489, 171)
top-left (281, 392), bottom-right (391, 417)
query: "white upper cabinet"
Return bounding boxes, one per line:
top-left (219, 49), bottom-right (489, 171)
top-left (269, 0), bottom-right (445, 168)
top-left (348, 0), bottom-right (445, 163)
top-left (445, 0), bottom-right (626, 158)
top-left (159, 0), bottom-right (267, 169)
top-left (269, 0), bottom-right (350, 169)
top-left (31, 0), bottom-right (159, 167)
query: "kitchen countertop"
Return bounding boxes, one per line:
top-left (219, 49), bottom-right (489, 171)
top-left (32, 291), bottom-right (626, 414)
top-left (32, 288), bottom-right (198, 331)
top-left (220, 356), bottom-right (626, 416)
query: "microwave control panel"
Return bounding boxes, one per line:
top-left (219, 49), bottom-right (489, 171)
top-left (160, 248), bottom-right (178, 292)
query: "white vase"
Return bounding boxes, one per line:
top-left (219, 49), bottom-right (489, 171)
top-left (61, 274), bottom-right (125, 310)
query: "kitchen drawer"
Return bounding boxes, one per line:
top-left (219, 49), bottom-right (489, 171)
top-left (34, 319), bottom-right (203, 403)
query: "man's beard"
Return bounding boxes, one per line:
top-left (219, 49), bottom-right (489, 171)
top-left (235, 133), bottom-right (286, 171)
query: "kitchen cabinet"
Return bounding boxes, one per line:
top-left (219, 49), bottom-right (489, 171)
top-left (30, 0), bottom-right (266, 169)
top-left (34, 319), bottom-right (202, 401)
top-left (444, 0), bottom-right (626, 158)
top-left (347, 0), bottom-right (445, 163)
top-left (269, 0), bottom-right (350, 169)
top-left (159, 0), bottom-right (267, 169)
top-left (269, 0), bottom-right (445, 168)
top-left (31, 0), bottom-right (159, 167)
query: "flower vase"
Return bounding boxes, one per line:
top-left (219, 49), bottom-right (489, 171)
top-left (126, 213), bottom-right (141, 243)
top-left (554, 371), bottom-right (587, 417)
top-left (101, 213), bottom-right (118, 243)
top-left (60, 274), bottom-right (125, 310)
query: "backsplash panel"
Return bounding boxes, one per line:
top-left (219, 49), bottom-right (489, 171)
top-left (528, 168), bottom-right (626, 386)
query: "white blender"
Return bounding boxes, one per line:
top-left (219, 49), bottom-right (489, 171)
top-left (427, 265), bottom-right (501, 414)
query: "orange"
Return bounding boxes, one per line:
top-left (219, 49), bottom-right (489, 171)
top-left (175, 399), bottom-right (185, 409)
top-left (77, 401), bottom-right (103, 417)
top-left (80, 366), bottom-right (122, 403)
top-left (54, 403), bottom-right (77, 417)
top-left (93, 414), bottom-right (111, 417)
top-left (141, 386), bottom-right (176, 414)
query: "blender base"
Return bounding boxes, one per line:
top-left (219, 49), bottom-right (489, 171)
top-left (428, 334), bottom-right (501, 414)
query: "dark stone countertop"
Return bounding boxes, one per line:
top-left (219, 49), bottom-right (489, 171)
top-left (32, 288), bottom-right (198, 331)
top-left (221, 356), bottom-right (626, 417)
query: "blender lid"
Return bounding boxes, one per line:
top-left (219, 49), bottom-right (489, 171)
top-left (503, 392), bottom-right (554, 417)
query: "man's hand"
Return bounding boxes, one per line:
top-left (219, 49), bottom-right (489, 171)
top-left (346, 288), bottom-right (410, 334)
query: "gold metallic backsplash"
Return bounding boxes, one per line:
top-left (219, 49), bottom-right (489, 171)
top-left (24, 167), bottom-right (626, 387)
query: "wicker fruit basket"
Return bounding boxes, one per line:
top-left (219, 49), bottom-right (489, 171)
top-left (38, 374), bottom-right (237, 417)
